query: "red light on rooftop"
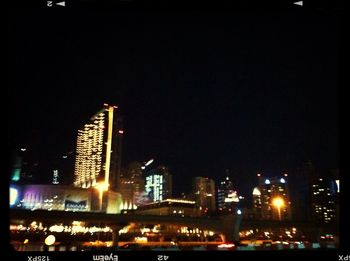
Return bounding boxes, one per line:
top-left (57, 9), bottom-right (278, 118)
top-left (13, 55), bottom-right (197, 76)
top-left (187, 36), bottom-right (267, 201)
top-left (284, 173), bottom-right (288, 176)
top-left (103, 103), bottom-right (109, 106)
top-left (113, 105), bottom-right (118, 109)
top-left (118, 130), bottom-right (124, 134)
top-left (257, 173), bottom-right (261, 177)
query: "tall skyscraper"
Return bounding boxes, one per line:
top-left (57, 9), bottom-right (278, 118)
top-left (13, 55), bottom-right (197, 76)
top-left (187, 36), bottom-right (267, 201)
top-left (119, 161), bottom-right (145, 210)
top-left (311, 177), bottom-right (337, 224)
top-left (193, 177), bottom-right (216, 214)
top-left (73, 104), bottom-right (123, 191)
top-left (330, 169), bottom-right (340, 226)
top-left (49, 150), bottom-right (75, 185)
top-left (252, 186), bottom-right (262, 219)
top-left (217, 174), bottom-right (239, 213)
top-left (290, 161), bottom-right (316, 221)
top-left (11, 151), bottom-right (22, 182)
top-left (10, 145), bottom-right (41, 184)
top-left (255, 173), bottom-right (292, 220)
top-left (110, 116), bottom-right (123, 191)
top-left (145, 166), bottom-right (172, 202)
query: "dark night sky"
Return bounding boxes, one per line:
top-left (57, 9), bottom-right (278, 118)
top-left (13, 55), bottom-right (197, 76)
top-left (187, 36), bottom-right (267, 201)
top-left (8, 9), bottom-right (339, 197)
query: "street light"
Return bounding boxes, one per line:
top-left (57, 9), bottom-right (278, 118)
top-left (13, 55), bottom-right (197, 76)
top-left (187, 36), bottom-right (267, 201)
top-left (272, 197), bottom-right (285, 221)
top-left (45, 235), bottom-right (56, 246)
top-left (95, 182), bottom-right (109, 212)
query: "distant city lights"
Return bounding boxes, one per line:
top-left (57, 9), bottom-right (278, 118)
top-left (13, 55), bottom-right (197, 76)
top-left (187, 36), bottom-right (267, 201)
top-left (224, 191), bottom-right (239, 202)
top-left (10, 223), bottom-right (113, 235)
top-left (218, 243), bottom-right (235, 249)
top-left (165, 198), bottom-right (196, 204)
top-left (265, 179), bottom-right (271, 185)
top-left (44, 235), bottom-right (56, 246)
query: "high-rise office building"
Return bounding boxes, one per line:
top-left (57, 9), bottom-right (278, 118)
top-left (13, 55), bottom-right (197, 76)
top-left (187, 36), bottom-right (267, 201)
top-left (73, 104), bottom-right (123, 190)
top-left (111, 116), bottom-right (123, 190)
top-left (49, 150), bottom-right (75, 185)
top-left (311, 177), bottom-right (337, 224)
top-left (193, 177), bottom-right (216, 214)
top-left (145, 166), bottom-right (172, 202)
top-left (217, 175), bottom-right (239, 213)
top-left (11, 145), bottom-right (41, 184)
top-left (290, 161), bottom-right (316, 221)
top-left (252, 187), bottom-right (262, 219)
top-left (119, 161), bottom-right (145, 209)
top-left (331, 169), bottom-right (340, 226)
top-left (255, 173), bottom-right (292, 220)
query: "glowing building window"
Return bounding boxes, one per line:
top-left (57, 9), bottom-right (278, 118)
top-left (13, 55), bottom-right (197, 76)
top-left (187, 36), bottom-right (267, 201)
top-left (10, 187), bottom-right (18, 206)
top-left (252, 187), bottom-right (261, 196)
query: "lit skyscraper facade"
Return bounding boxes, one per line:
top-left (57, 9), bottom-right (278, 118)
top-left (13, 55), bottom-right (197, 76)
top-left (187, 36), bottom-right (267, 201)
top-left (193, 177), bottom-right (216, 215)
top-left (311, 177), bottom-right (337, 224)
top-left (73, 104), bottom-right (123, 190)
top-left (217, 175), bottom-right (239, 213)
top-left (145, 166), bottom-right (172, 202)
top-left (252, 187), bottom-right (262, 219)
top-left (119, 161), bottom-right (145, 210)
top-left (256, 173), bottom-right (292, 220)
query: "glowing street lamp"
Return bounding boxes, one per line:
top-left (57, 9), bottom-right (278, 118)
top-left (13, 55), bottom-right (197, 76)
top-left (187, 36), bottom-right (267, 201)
top-left (272, 197), bottom-right (285, 221)
top-left (45, 235), bottom-right (56, 246)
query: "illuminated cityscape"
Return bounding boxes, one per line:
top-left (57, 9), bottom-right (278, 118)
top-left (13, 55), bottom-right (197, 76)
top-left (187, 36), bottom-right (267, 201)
top-left (8, 6), bottom-right (341, 254)
top-left (8, 101), bottom-right (341, 250)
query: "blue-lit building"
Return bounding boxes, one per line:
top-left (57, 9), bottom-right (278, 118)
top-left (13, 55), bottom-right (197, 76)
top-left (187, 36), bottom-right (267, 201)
top-left (145, 166), bottom-right (172, 202)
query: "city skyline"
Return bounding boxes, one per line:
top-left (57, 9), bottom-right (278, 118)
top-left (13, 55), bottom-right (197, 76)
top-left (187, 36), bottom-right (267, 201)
top-left (8, 4), bottom-right (343, 253)
top-left (8, 10), bottom-right (338, 198)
